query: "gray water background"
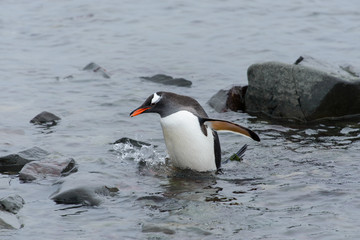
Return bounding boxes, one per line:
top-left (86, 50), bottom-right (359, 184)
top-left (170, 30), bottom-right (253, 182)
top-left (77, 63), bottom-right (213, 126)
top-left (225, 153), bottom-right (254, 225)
top-left (1, 0), bottom-right (360, 239)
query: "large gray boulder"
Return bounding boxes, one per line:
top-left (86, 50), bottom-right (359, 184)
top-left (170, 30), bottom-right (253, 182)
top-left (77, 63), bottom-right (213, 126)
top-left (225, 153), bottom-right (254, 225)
top-left (245, 56), bottom-right (360, 121)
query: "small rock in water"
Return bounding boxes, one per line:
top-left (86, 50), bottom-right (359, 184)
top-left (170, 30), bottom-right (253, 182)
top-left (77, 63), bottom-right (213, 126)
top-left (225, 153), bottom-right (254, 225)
top-left (0, 211), bottom-right (23, 229)
top-left (19, 157), bottom-right (77, 182)
top-left (0, 147), bottom-right (49, 174)
top-left (0, 194), bottom-right (25, 214)
top-left (0, 194), bottom-right (24, 230)
top-left (141, 74), bottom-right (192, 87)
top-left (30, 111), bottom-right (61, 126)
top-left (83, 62), bottom-right (111, 79)
top-left (50, 173), bottom-right (119, 206)
top-left (142, 224), bottom-right (175, 235)
top-left (208, 85), bottom-right (247, 112)
top-left (113, 137), bottom-right (151, 148)
top-left (52, 186), bottom-right (103, 206)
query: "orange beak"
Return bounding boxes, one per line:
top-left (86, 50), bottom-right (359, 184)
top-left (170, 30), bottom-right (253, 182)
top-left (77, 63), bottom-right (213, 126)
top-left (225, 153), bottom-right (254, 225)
top-left (130, 107), bottom-right (151, 117)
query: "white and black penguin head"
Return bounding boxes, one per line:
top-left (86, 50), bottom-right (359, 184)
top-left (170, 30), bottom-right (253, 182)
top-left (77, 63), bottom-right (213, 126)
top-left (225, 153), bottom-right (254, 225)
top-left (150, 92), bottom-right (162, 105)
top-left (130, 92), bottom-right (208, 118)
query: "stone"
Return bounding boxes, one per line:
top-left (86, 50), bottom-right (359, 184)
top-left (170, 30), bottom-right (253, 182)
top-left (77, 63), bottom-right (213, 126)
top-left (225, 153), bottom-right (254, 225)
top-left (19, 158), bottom-right (77, 182)
top-left (0, 147), bottom-right (49, 174)
top-left (0, 194), bottom-right (24, 230)
top-left (142, 224), bottom-right (175, 235)
top-left (0, 211), bottom-right (22, 229)
top-left (30, 111), bottom-right (61, 125)
top-left (83, 62), bottom-right (111, 79)
top-left (141, 74), bottom-right (192, 87)
top-left (245, 56), bottom-right (360, 121)
top-left (50, 173), bottom-right (118, 206)
top-left (0, 194), bottom-right (25, 214)
top-left (113, 137), bottom-right (151, 148)
top-left (208, 86), bottom-right (247, 112)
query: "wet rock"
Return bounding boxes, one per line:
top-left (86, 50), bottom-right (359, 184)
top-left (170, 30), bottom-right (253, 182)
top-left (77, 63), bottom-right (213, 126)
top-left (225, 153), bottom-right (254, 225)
top-left (30, 111), bottom-right (61, 125)
top-left (245, 56), bottom-right (360, 121)
top-left (19, 158), bottom-right (77, 182)
top-left (141, 74), bottom-right (192, 87)
top-left (142, 224), bottom-right (175, 235)
top-left (0, 147), bottom-right (49, 174)
top-left (340, 64), bottom-right (360, 78)
top-left (51, 186), bottom-right (110, 206)
top-left (0, 211), bottom-right (23, 229)
top-left (113, 137), bottom-right (151, 148)
top-left (0, 194), bottom-right (24, 229)
top-left (50, 173), bottom-right (118, 206)
top-left (208, 85), bottom-right (247, 112)
top-left (0, 194), bottom-right (25, 214)
top-left (83, 62), bottom-right (111, 79)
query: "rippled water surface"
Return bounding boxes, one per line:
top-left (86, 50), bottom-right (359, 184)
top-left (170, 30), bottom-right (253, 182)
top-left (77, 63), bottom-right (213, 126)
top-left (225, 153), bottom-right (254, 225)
top-left (1, 0), bottom-right (360, 239)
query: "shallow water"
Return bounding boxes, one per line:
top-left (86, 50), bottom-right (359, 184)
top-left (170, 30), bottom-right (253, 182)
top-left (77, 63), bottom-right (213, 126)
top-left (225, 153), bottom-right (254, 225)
top-left (1, 0), bottom-right (360, 239)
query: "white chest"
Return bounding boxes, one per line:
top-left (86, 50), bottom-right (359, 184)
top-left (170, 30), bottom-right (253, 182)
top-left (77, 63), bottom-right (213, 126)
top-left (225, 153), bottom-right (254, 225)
top-left (160, 111), bottom-right (216, 171)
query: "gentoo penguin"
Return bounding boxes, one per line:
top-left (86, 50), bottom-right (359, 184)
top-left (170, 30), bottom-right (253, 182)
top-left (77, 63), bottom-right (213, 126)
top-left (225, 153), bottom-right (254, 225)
top-left (130, 92), bottom-right (260, 172)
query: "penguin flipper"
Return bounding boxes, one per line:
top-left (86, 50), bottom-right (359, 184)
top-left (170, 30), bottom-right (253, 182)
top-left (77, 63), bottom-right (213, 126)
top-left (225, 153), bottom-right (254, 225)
top-left (201, 118), bottom-right (260, 142)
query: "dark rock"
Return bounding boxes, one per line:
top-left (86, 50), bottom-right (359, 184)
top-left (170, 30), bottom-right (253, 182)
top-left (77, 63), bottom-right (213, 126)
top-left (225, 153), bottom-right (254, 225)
top-left (19, 158), bottom-right (77, 182)
top-left (83, 62), bottom-right (111, 79)
top-left (50, 173), bottom-right (118, 206)
top-left (208, 86), bottom-right (247, 112)
top-left (0, 195), bottom-right (25, 214)
top-left (0, 147), bottom-right (49, 174)
top-left (30, 111), bottom-right (61, 125)
top-left (141, 74), bottom-right (192, 87)
top-left (113, 137), bottom-right (151, 148)
top-left (245, 56), bottom-right (360, 121)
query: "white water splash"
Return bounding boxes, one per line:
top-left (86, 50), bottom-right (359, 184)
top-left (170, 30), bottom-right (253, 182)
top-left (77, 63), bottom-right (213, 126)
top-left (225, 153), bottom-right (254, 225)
top-left (113, 142), bottom-right (166, 167)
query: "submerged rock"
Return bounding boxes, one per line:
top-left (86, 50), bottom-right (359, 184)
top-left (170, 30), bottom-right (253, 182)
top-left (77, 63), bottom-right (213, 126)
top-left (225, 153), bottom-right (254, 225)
top-left (83, 62), bottom-right (111, 79)
top-left (30, 111), bottom-right (61, 125)
top-left (50, 173), bottom-right (118, 206)
top-left (51, 185), bottom-right (114, 206)
top-left (141, 74), bottom-right (192, 87)
top-left (19, 157), bottom-right (77, 182)
top-left (0, 147), bottom-right (49, 174)
top-left (142, 224), bottom-right (176, 235)
top-left (113, 137), bottom-right (151, 148)
top-left (208, 86), bottom-right (247, 112)
top-left (245, 56), bottom-right (360, 121)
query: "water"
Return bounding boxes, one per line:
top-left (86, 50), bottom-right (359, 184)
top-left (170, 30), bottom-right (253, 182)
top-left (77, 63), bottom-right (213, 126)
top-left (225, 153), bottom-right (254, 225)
top-left (1, 0), bottom-right (360, 239)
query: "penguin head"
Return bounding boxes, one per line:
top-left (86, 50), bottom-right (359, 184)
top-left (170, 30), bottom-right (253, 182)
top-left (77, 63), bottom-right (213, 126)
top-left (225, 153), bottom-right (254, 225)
top-left (130, 92), bottom-right (209, 118)
top-left (130, 92), bottom-right (165, 117)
